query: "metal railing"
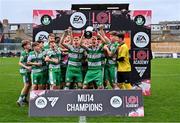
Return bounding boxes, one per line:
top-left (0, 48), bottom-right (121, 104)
top-left (0, 43), bottom-right (22, 53)
top-left (0, 43), bottom-right (21, 57)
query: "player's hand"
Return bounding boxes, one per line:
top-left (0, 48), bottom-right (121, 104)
top-left (45, 57), bottom-right (50, 62)
top-left (68, 27), bottom-right (72, 31)
top-left (26, 66), bottom-right (31, 71)
top-left (103, 44), bottom-right (108, 50)
top-left (64, 29), bottom-right (68, 34)
top-left (97, 31), bottom-right (101, 37)
top-left (52, 58), bottom-right (59, 64)
top-left (99, 25), bottom-right (104, 30)
top-left (68, 27), bottom-right (72, 34)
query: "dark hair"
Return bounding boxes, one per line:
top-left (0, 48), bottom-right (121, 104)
top-left (21, 40), bottom-right (31, 48)
top-left (109, 31), bottom-right (124, 40)
top-left (36, 40), bottom-right (44, 43)
top-left (116, 33), bottom-right (124, 40)
top-left (32, 42), bottom-right (39, 48)
top-left (48, 33), bottom-right (55, 38)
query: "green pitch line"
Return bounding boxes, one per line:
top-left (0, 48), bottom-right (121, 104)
top-left (0, 58), bottom-right (180, 122)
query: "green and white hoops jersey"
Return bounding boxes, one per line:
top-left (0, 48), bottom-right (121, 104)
top-left (46, 47), bottom-right (61, 70)
top-left (27, 51), bottom-right (44, 73)
top-left (67, 45), bottom-right (84, 67)
top-left (106, 42), bottom-right (119, 66)
top-left (86, 45), bottom-right (104, 69)
top-left (19, 50), bottom-right (30, 74)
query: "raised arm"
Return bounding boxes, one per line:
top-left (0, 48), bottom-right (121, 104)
top-left (60, 29), bottom-right (71, 50)
top-left (80, 30), bottom-right (89, 50)
top-left (59, 30), bottom-right (67, 44)
top-left (99, 25), bottom-right (110, 43)
top-left (68, 27), bottom-right (73, 44)
top-left (103, 44), bottom-right (113, 57)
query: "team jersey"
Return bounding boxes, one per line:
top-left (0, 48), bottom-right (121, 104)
top-left (27, 51), bottom-right (44, 73)
top-left (86, 45), bottom-right (104, 69)
top-left (66, 45), bottom-right (84, 67)
top-left (106, 42), bottom-right (119, 66)
top-left (117, 43), bottom-right (131, 72)
top-left (43, 42), bottom-right (49, 51)
top-left (19, 50), bottom-right (30, 74)
top-left (46, 47), bottom-right (61, 70)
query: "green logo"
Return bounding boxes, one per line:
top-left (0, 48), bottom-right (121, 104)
top-left (41, 15), bottom-right (52, 26)
top-left (134, 15), bottom-right (146, 26)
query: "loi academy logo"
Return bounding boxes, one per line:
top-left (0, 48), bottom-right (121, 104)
top-left (70, 12), bottom-right (87, 29)
top-left (110, 96), bottom-right (122, 108)
top-left (41, 15), bottom-right (52, 26)
top-left (134, 15), bottom-right (146, 26)
top-left (133, 32), bottom-right (149, 48)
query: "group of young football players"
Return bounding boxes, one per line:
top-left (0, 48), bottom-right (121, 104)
top-left (17, 26), bottom-right (132, 106)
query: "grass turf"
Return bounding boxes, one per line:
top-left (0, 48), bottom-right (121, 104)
top-left (0, 58), bottom-right (180, 122)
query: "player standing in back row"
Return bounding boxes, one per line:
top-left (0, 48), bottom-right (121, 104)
top-left (60, 27), bottom-right (85, 89)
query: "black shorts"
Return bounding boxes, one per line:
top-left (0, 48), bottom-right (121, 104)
top-left (117, 72), bottom-right (131, 83)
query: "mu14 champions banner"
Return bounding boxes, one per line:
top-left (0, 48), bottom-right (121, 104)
top-left (33, 10), bottom-right (152, 96)
top-left (29, 90), bottom-right (144, 116)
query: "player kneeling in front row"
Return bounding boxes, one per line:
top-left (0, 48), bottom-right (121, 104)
top-left (27, 42), bottom-right (45, 90)
top-left (17, 40), bottom-right (32, 106)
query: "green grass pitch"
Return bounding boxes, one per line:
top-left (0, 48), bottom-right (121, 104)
top-left (0, 58), bottom-right (180, 122)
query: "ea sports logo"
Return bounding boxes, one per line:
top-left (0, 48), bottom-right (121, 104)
top-left (133, 32), bottom-right (149, 48)
top-left (35, 97), bottom-right (47, 109)
top-left (35, 31), bottom-right (49, 42)
top-left (70, 12), bottom-right (87, 29)
top-left (110, 96), bottom-right (122, 108)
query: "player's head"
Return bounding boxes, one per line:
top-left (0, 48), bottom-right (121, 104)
top-left (91, 36), bottom-right (97, 47)
top-left (49, 40), bottom-right (56, 50)
top-left (48, 33), bottom-right (55, 43)
top-left (109, 31), bottom-right (124, 43)
top-left (32, 42), bottom-right (41, 52)
top-left (36, 40), bottom-right (44, 49)
top-left (21, 40), bottom-right (31, 50)
top-left (73, 36), bottom-right (80, 47)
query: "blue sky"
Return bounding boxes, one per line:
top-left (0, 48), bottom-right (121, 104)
top-left (0, 0), bottom-right (180, 24)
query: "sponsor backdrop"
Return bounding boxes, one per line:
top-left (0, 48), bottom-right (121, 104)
top-left (29, 90), bottom-right (144, 117)
top-left (33, 10), bottom-right (151, 95)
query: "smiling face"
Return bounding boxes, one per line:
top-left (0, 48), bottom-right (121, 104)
top-left (49, 41), bottom-right (56, 50)
top-left (48, 35), bottom-right (55, 43)
top-left (24, 43), bottom-right (31, 50)
top-left (33, 45), bottom-right (41, 52)
top-left (91, 36), bottom-right (97, 47)
top-left (73, 36), bottom-right (80, 47)
top-left (38, 42), bottom-right (44, 49)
